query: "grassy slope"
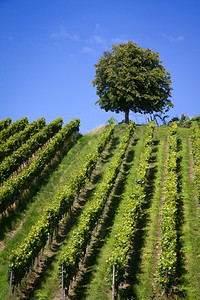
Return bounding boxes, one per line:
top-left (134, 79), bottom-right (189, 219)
top-left (74, 126), bottom-right (200, 300)
top-left (132, 127), bottom-right (167, 299)
top-left (26, 124), bottom-right (129, 300)
top-left (82, 126), bottom-right (148, 300)
top-left (1, 125), bottom-right (200, 299)
top-left (178, 128), bottom-right (200, 299)
top-left (0, 128), bottom-right (104, 299)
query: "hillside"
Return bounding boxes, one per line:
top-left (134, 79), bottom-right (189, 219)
top-left (0, 118), bottom-right (200, 299)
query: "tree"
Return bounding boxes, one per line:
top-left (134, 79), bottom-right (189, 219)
top-left (92, 41), bottom-right (173, 124)
top-left (179, 113), bottom-right (189, 124)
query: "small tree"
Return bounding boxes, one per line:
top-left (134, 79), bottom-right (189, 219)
top-left (92, 41), bottom-right (173, 124)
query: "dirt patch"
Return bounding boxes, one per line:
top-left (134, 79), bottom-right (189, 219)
top-left (90, 124), bottom-right (106, 134)
top-left (8, 218), bottom-right (25, 239)
top-left (0, 218), bottom-right (25, 254)
top-left (0, 240), bottom-right (5, 252)
top-left (59, 169), bottom-right (67, 184)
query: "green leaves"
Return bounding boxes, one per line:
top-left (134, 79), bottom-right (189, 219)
top-left (107, 121), bottom-right (155, 287)
top-left (0, 117), bottom-right (11, 131)
top-left (59, 122), bottom-right (135, 289)
top-left (97, 118), bottom-right (115, 154)
top-left (0, 117), bottom-right (28, 142)
top-left (9, 119), bottom-right (115, 286)
top-left (0, 118), bottom-right (62, 182)
top-left (191, 121), bottom-right (200, 201)
top-left (0, 118), bottom-right (45, 160)
top-left (158, 122), bottom-right (178, 291)
top-left (0, 118), bottom-right (79, 214)
top-left (93, 41), bottom-right (173, 122)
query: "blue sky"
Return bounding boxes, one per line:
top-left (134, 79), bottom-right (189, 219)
top-left (0, 0), bottom-right (200, 133)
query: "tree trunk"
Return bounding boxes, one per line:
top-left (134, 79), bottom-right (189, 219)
top-left (125, 108), bottom-right (130, 124)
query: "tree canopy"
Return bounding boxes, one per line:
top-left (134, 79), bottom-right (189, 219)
top-left (92, 41), bottom-right (173, 124)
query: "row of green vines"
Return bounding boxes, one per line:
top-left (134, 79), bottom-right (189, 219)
top-left (58, 121), bottom-right (135, 292)
top-left (0, 117), bottom-right (63, 182)
top-left (0, 118), bottom-right (79, 214)
top-left (158, 122), bottom-right (179, 294)
top-left (0, 117), bottom-right (45, 160)
top-left (9, 119), bottom-right (115, 286)
top-left (106, 121), bottom-right (155, 291)
top-left (0, 117), bottom-right (28, 142)
top-left (190, 121), bottom-right (200, 202)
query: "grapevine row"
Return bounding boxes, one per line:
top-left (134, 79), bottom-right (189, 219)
top-left (0, 117), bottom-right (45, 160)
top-left (0, 118), bottom-right (79, 214)
top-left (0, 117), bottom-right (62, 183)
top-left (190, 121), bottom-right (200, 200)
top-left (58, 121), bottom-right (135, 291)
top-left (107, 121), bottom-right (155, 289)
top-left (0, 117), bottom-right (28, 142)
top-left (9, 119), bottom-right (115, 286)
top-left (158, 122), bottom-right (179, 293)
top-left (0, 117), bottom-right (11, 131)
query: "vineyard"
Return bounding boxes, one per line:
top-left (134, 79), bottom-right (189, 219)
top-left (0, 117), bottom-right (200, 299)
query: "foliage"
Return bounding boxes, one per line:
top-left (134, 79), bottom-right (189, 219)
top-left (92, 41), bottom-right (173, 123)
top-left (168, 114), bottom-right (190, 127)
top-left (0, 117), bottom-right (62, 182)
top-left (97, 118), bottom-right (115, 154)
top-left (158, 122), bottom-right (179, 293)
top-left (0, 118), bottom-right (45, 160)
top-left (1, 121), bottom-right (200, 298)
top-left (58, 121), bottom-right (135, 289)
top-left (0, 117), bottom-right (11, 131)
top-left (106, 121), bottom-right (155, 287)
top-left (0, 118), bottom-right (78, 214)
top-left (179, 113), bottom-right (190, 124)
top-left (190, 121), bottom-right (200, 201)
top-left (183, 115), bottom-right (200, 128)
top-left (168, 114), bottom-right (200, 128)
top-left (9, 119), bottom-right (115, 286)
top-left (0, 117), bottom-right (28, 141)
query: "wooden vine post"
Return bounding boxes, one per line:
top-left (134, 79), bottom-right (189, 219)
top-left (112, 264), bottom-right (115, 300)
top-left (8, 268), bottom-right (13, 300)
top-left (61, 264), bottom-right (64, 300)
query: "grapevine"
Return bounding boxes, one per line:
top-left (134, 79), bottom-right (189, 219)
top-left (0, 117), bottom-right (11, 131)
top-left (0, 117), bottom-right (45, 160)
top-left (190, 121), bottom-right (200, 201)
top-left (58, 121), bottom-right (135, 290)
top-left (0, 117), bottom-right (62, 182)
top-left (106, 121), bottom-right (155, 288)
top-left (0, 118), bottom-right (79, 214)
top-left (0, 117), bottom-right (28, 142)
top-left (158, 122), bottom-right (179, 294)
top-left (9, 119), bottom-right (115, 286)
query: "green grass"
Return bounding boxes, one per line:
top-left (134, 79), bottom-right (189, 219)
top-left (82, 126), bottom-right (148, 300)
top-left (0, 129), bottom-right (104, 300)
top-left (1, 125), bottom-right (200, 299)
top-left (132, 130), bottom-right (167, 299)
top-left (178, 130), bottom-right (200, 299)
top-left (21, 125), bottom-right (128, 300)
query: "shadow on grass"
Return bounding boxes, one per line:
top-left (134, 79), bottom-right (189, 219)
top-left (72, 141), bottom-right (136, 299)
top-left (0, 135), bottom-right (81, 241)
top-left (18, 170), bottom-right (106, 299)
top-left (119, 138), bottom-right (187, 299)
top-left (91, 136), bottom-right (120, 185)
top-left (18, 132), bottom-right (122, 299)
top-left (118, 140), bottom-right (159, 300)
top-left (175, 139), bottom-right (187, 297)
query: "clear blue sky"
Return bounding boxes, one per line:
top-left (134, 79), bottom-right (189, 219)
top-left (0, 0), bottom-right (200, 133)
